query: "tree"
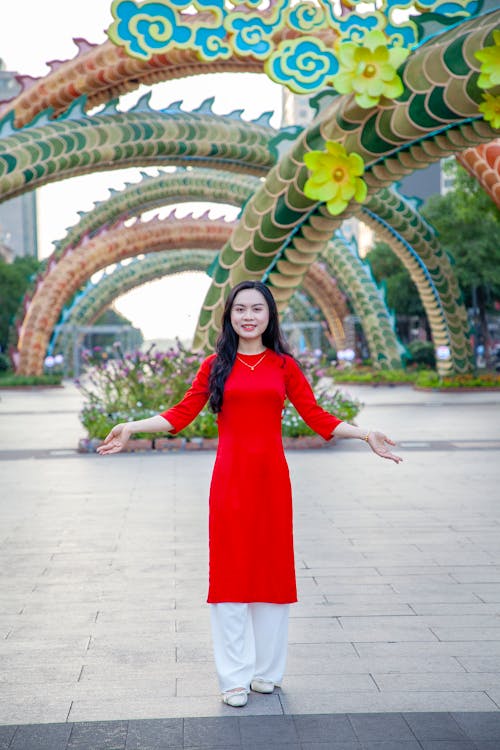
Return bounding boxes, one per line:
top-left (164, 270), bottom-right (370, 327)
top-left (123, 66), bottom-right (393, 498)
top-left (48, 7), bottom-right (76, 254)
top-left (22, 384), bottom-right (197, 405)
top-left (422, 163), bottom-right (500, 362)
top-left (0, 256), bottom-right (41, 357)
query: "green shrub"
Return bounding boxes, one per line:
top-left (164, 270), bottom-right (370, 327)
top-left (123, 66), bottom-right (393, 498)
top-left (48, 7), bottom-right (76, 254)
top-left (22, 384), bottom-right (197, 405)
top-left (77, 345), bottom-right (362, 440)
top-left (0, 353), bottom-right (10, 372)
top-left (406, 340), bottom-right (436, 369)
top-left (415, 370), bottom-right (500, 389)
top-left (0, 373), bottom-right (63, 386)
top-left (324, 366), bottom-right (420, 384)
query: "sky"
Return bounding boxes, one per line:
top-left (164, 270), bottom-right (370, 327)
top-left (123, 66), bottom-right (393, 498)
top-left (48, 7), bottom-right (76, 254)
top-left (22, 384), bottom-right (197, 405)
top-left (0, 1), bottom-right (283, 342)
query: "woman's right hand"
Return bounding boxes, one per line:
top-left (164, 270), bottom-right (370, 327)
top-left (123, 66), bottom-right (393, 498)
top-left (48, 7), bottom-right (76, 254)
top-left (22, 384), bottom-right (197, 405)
top-left (96, 423), bottom-right (132, 455)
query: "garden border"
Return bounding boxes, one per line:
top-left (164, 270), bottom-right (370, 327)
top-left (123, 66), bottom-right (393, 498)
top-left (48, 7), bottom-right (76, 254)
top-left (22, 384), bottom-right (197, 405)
top-left (78, 435), bottom-right (335, 453)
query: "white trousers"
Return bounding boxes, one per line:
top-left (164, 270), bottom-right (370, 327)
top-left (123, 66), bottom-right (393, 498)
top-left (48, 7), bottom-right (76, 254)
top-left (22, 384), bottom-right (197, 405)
top-left (210, 603), bottom-right (289, 693)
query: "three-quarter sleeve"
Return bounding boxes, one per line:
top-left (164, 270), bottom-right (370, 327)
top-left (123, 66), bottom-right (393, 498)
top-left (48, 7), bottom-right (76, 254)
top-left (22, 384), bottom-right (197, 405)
top-left (160, 354), bottom-right (216, 434)
top-left (284, 355), bottom-right (343, 441)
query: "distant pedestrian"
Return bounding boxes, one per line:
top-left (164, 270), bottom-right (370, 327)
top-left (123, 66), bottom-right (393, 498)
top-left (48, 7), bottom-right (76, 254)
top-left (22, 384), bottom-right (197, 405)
top-left (97, 280), bottom-right (402, 707)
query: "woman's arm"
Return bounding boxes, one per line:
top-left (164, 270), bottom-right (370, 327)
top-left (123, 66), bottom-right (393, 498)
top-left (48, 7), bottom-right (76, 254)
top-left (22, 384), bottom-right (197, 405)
top-left (97, 354), bottom-right (216, 455)
top-left (96, 415), bottom-right (173, 455)
top-left (333, 422), bottom-right (403, 464)
top-left (284, 356), bottom-right (402, 464)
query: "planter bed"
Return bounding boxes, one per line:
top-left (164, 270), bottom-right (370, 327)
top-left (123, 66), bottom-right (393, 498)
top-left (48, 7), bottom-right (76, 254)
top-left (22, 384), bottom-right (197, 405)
top-left (78, 435), bottom-right (334, 453)
top-left (0, 384), bottom-right (63, 390)
top-left (413, 385), bottom-right (500, 392)
top-left (331, 380), bottom-right (411, 387)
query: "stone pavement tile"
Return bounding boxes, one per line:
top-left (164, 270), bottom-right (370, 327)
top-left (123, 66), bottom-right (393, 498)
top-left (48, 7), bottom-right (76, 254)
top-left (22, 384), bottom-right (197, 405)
top-left (67, 720), bottom-right (128, 750)
top-left (0, 663), bottom-right (82, 684)
top-left (175, 646), bottom-right (216, 663)
top-left (176, 674), bottom-right (229, 697)
top-left (70, 681), bottom-right (177, 704)
top-left (95, 605), bottom-right (177, 622)
top-left (0, 685), bottom-right (73, 725)
top-left (353, 642), bottom-right (500, 658)
top-left (484, 688), bottom-right (500, 707)
top-left (319, 602), bottom-right (415, 617)
top-left (239, 715), bottom-right (299, 745)
top-left (4, 611), bottom-right (99, 628)
top-left (313, 584), bottom-right (397, 597)
top-left (294, 713), bottom-right (358, 743)
top-left (419, 741), bottom-right (476, 750)
top-left (408, 603), bottom-right (500, 616)
top-left (402, 712), bottom-right (469, 741)
top-left (0, 725), bottom-right (17, 749)
top-left (174, 619), bottom-right (211, 634)
top-left (84, 645), bottom-right (177, 664)
top-left (334, 626), bottom-right (437, 643)
top-left (340, 614), bottom-right (500, 628)
top-left (80, 664), bottom-right (183, 684)
top-left (68, 694), bottom-right (283, 722)
top-left (283, 675), bottom-right (377, 693)
top-left (452, 711), bottom-right (500, 741)
top-left (125, 718), bottom-right (183, 749)
top-left (3, 633), bottom-right (91, 651)
top-left (431, 627), bottom-right (500, 641)
top-left (448, 568), bottom-right (500, 583)
top-left (183, 716), bottom-right (240, 747)
top-left (356, 743), bottom-right (422, 750)
top-left (299, 743), bottom-right (362, 750)
top-left (168, 635), bottom-right (213, 650)
top-left (280, 691), bottom-right (497, 713)
top-left (288, 643), bottom-right (357, 659)
top-left (288, 655), bottom-right (464, 675)
top-left (8, 722), bottom-right (72, 750)
top-left (375, 673), bottom-right (500, 692)
top-left (347, 713), bottom-right (417, 743)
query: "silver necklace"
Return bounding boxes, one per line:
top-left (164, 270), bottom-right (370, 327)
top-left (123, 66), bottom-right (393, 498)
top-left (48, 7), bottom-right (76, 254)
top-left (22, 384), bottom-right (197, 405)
top-left (236, 352), bottom-right (267, 371)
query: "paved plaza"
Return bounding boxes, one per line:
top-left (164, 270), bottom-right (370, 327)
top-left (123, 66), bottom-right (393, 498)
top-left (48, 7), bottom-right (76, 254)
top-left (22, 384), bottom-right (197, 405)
top-left (1, 382), bottom-right (500, 748)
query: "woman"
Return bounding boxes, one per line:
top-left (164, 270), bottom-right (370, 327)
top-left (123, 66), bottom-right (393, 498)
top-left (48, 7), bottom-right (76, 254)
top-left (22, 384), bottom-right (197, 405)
top-left (97, 280), bottom-right (402, 707)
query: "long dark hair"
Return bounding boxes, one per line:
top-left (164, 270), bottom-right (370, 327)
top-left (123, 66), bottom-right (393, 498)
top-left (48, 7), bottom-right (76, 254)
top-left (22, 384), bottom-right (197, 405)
top-left (208, 280), bottom-right (292, 413)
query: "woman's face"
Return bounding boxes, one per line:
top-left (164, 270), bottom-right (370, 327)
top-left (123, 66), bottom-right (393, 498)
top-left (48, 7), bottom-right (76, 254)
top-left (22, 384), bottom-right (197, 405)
top-left (230, 288), bottom-right (270, 343)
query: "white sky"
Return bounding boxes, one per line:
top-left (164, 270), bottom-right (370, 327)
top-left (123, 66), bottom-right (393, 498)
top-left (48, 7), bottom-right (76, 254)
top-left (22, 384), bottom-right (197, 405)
top-left (0, 1), bottom-right (283, 341)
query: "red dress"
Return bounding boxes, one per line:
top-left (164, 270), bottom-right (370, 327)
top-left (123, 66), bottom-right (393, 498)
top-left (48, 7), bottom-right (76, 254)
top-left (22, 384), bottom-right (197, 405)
top-left (160, 350), bottom-right (342, 604)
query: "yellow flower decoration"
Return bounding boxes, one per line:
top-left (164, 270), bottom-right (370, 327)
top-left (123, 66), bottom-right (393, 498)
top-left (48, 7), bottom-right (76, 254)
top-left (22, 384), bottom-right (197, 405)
top-left (479, 92), bottom-right (500, 129)
top-left (475, 30), bottom-right (500, 90)
top-left (332, 30), bottom-right (409, 109)
top-left (303, 141), bottom-right (367, 216)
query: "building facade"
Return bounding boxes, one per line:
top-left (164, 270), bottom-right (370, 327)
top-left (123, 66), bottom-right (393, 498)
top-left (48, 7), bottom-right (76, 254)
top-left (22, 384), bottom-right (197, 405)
top-left (0, 60), bottom-right (38, 261)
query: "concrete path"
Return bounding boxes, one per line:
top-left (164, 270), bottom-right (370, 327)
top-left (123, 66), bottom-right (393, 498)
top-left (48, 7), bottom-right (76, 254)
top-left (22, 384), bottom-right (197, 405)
top-left (1, 382), bottom-right (500, 747)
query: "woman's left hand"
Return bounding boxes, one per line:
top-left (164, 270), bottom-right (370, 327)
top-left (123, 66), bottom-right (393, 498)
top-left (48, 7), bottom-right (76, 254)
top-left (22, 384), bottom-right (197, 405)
top-left (367, 431), bottom-right (403, 463)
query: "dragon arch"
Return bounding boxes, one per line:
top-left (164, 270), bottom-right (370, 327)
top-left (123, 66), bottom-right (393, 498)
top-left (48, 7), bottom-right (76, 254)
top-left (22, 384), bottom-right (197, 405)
top-left (20, 216), bottom-right (350, 376)
top-left (17, 215), bottom-right (234, 375)
top-left (194, 10), bottom-right (499, 374)
top-left (0, 5), bottom-right (497, 210)
top-left (2, 1), bottom-right (498, 377)
top-left (52, 248), bottom-right (349, 365)
top-left (7, 107), bottom-right (467, 374)
top-left (15, 163), bottom-right (403, 374)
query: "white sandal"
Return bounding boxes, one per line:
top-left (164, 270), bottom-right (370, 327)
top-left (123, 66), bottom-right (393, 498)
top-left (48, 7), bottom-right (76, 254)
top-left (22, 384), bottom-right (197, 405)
top-left (222, 688), bottom-right (248, 707)
top-left (251, 678), bottom-right (275, 694)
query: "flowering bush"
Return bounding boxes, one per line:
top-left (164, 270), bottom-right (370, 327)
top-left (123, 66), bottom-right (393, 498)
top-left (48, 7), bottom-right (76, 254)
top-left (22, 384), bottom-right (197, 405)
top-left (415, 370), bottom-right (500, 389)
top-left (324, 366), bottom-right (421, 384)
top-left (77, 344), bottom-right (362, 440)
